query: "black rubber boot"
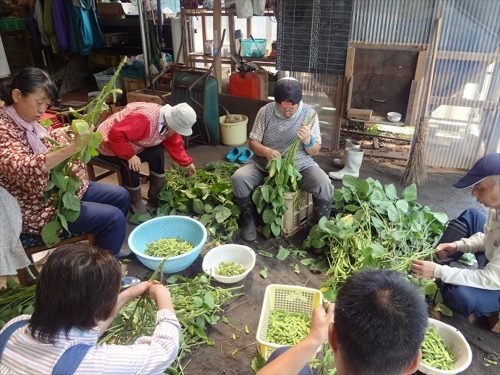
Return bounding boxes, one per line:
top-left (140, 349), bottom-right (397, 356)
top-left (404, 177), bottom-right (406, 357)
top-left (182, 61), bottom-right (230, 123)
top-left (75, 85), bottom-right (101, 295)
top-left (435, 219), bottom-right (469, 264)
top-left (313, 198), bottom-right (333, 223)
top-left (234, 196), bottom-right (257, 241)
top-left (147, 173), bottom-right (166, 206)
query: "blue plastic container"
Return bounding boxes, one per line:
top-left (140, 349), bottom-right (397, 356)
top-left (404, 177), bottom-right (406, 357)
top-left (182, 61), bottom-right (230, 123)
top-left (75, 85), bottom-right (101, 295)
top-left (128, 216), bottom-right (207, 273)
top-left (241, 39), bottom-right (266, 58)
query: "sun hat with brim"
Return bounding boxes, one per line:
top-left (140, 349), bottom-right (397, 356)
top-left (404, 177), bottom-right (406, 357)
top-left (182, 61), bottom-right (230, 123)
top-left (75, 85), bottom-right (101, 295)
top-left (160, 103), bottom-right (197, 136)
top-left (453, 153), bottom-right (500, 188)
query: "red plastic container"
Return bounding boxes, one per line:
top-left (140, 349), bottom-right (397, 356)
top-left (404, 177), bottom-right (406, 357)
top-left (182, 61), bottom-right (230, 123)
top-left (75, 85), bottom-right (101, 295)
top-left (228, 72), bottom-right (261, 100)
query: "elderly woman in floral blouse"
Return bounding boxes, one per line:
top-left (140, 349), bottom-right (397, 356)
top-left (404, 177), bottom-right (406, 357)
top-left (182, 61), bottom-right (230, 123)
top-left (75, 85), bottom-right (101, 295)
top-left (0, 67), bottom-right (129, 256)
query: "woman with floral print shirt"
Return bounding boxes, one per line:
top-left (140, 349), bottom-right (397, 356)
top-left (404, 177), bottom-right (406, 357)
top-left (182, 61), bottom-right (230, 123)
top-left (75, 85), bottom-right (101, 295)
top-left (0, 67), bottom-right (129, 255)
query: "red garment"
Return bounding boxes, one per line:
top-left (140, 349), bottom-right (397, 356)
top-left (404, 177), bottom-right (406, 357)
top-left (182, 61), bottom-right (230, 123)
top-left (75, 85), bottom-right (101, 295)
top-left (0, 111), bottom-right (88, 234)
top-left (98, 102), bottom-right (192, 167)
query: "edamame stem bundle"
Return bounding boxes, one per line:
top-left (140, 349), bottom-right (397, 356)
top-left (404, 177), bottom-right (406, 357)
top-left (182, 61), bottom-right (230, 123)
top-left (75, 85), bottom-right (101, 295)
top-left (216, 261), bottom-right (245, 276)
top-left (145, 238), bottom-right (192, 258)
top-left (421, 327), bottom-right (455, 370)
top-left (266, 309), bottom-right (311, 346)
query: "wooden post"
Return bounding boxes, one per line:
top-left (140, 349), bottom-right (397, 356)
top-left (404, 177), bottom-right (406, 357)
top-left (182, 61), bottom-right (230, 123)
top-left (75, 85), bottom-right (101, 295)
top-left (228, 8), bottom-right (236, 72)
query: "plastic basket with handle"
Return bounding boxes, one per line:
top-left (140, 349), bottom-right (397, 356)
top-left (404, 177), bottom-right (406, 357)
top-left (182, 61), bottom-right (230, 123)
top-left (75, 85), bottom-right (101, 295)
top-left (256, 284), bottom-right (323, 360)
top-left (281, 191), bottom-right (313, 237)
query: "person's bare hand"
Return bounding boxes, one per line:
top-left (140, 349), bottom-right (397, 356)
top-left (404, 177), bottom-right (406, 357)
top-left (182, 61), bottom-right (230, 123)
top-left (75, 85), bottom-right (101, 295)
top-left (128, 155), bottom-right (142, 172)
top-left (412, 260), bottom-right (436, 279)
top-left (307, 304), bottom-right (334, 346)
top-left (297, 126), bottom-right (312, 143)
top-left (70, 164), bottom-right (86, 180)
top-left (185, 163), bottom-right (196, 176)
top-left (436, 242), bottom-right (457, 260)
top-left (266, 148), bottom-right (281, 161)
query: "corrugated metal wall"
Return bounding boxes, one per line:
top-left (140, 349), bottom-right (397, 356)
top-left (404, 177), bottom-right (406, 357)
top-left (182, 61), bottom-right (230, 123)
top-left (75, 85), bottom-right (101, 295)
top-left (350, 0), bottom-right (499, 169)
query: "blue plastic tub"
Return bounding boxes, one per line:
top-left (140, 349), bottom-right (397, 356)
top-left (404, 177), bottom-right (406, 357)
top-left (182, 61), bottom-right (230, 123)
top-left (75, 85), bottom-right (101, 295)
top-left (241, 39), bottom-right (266, 58)
top-left (128, 216), bottom-right (207, 273)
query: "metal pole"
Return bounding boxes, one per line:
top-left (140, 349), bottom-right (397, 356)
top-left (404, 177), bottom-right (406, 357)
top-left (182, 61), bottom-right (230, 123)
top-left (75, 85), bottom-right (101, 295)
top-left (138, 0), bottom-right (150, 81)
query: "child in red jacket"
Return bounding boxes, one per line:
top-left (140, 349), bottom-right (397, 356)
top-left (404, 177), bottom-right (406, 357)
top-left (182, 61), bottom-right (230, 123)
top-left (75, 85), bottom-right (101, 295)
top-left (98, 102), bottom-right (197, 213)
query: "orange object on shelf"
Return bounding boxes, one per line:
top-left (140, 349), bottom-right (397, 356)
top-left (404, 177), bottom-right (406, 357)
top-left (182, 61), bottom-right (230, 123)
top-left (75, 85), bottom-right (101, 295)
top-left (228, 72), bottom-right (261, 100)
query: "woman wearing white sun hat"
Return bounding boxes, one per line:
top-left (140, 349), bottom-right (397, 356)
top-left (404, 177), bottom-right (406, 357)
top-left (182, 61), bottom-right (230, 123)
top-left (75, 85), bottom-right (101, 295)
top-left (97, 102), bottom-right (197, 213)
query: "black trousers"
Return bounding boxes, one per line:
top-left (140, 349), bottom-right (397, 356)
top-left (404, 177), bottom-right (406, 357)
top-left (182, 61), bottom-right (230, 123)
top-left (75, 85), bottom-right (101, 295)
top-left (99, 144), bottom-right (165, 187)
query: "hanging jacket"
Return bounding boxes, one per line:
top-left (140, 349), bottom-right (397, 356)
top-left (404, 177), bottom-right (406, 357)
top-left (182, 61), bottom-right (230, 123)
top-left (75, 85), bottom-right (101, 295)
top-left (52, 0), bottom-right (69, 51)
top-left (68, 0), bottom-right (104, 55)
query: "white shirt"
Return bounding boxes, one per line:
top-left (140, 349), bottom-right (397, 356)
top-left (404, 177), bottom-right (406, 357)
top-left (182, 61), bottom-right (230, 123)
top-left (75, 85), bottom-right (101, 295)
top-left (434, 208), bottom-right (500, 290)
top-left (0, 310), bottom-right (180, 375)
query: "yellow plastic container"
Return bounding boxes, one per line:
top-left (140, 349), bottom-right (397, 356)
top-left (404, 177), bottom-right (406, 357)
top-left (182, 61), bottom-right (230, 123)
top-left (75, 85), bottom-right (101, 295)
top-left (219, 115), bottom-right (248, 146)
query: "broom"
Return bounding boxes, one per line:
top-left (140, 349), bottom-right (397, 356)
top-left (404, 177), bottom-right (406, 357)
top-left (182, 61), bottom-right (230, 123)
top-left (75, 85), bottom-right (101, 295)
top-left (402, 17), bottom-right (442, 186)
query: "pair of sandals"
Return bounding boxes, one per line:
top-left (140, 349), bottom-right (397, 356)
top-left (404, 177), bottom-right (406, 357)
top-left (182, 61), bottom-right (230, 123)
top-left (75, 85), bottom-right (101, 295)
top-left (226, 146), bottom-right (254, 164)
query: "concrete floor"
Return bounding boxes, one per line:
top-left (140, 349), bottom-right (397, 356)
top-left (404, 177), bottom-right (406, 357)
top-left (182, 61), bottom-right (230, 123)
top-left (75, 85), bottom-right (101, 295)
top-left (117, 144), bottom-right (498, 375)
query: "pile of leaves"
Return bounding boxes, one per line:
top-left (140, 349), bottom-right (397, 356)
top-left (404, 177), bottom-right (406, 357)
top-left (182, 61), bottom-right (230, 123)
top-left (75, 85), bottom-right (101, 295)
top-left (0, 279), bottom-right (36, 328)
top-left (41, 58), bottom-right (126, 246)
top-left (153, 162), bottom-right (240, 243)
top-left (304, 176), bottom-right (448, 301)
top-left (100, 272), bottom-right (242, 375)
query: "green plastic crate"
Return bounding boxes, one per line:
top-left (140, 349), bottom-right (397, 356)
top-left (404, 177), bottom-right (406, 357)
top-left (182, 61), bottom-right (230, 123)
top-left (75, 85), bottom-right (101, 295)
top-left (0, 17), bottom-right (26, 32)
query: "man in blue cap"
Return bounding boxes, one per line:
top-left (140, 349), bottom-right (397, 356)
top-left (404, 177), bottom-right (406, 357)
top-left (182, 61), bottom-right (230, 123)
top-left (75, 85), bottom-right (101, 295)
top-left (412, 153), bottom-right (500, 332)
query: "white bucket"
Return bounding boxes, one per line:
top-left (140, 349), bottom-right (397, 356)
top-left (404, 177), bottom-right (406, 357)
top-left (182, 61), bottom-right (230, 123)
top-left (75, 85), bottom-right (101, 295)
top-left (219, 115), bottom-right (248, 146)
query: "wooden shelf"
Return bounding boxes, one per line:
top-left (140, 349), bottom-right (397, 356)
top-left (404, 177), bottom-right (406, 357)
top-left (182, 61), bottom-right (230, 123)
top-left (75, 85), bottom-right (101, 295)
top-left (349, 115), bottom-right (406, 127)
top-left (181, 8), bottom-right (274, 17)
top-left (188, 52), bottom-right (276, 67)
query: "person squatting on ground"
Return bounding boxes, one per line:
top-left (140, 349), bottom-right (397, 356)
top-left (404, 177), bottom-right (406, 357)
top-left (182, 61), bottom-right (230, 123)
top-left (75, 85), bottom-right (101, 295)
top-left (0, 244), bottom-right (180, 374)
top-left (231, 77), bottom-right (333, 241)
top-left (0, 67), bottom-right (129, 256)
top-left (412, 153), bottom-right (500, 331)
top-left (257, 269), bottom-right (428, 375)
top-left (97, 101), bottom-right (197, 214)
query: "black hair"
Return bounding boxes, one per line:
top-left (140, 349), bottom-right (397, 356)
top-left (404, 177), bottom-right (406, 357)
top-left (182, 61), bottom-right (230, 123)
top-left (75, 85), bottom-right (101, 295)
top-left (335, 269), bottom-right (428, 375)
top-left (29, 244), bottom-right (121, 344)
top-left (0, 67), bottom-right (59, 106)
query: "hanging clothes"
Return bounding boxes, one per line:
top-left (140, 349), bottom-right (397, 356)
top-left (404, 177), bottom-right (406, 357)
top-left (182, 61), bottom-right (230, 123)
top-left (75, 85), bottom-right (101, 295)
top-left (43, 0), bottom-right (59, 54)
top-left (68, 0), bottom-right (104, 55)
top-left (34, 0), bottom-right (50, 47)
top-left (52, 0), bottom-right (69, 51)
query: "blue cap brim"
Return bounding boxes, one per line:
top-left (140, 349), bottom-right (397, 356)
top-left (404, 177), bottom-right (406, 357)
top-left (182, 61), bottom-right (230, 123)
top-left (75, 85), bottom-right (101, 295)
top-left (453, 175), bottom-right (486, 189)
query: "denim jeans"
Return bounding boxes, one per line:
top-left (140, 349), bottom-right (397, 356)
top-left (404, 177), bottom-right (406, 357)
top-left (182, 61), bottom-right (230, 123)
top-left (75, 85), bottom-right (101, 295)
top-left (439, 208), bottom-right (500, 316)
top-left (67, 181), bottom-right (130, 255)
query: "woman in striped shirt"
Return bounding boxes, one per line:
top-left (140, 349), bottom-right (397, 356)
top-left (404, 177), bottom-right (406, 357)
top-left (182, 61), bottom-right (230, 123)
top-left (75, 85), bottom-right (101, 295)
top-left (0, 243), bottom-right (180, 374)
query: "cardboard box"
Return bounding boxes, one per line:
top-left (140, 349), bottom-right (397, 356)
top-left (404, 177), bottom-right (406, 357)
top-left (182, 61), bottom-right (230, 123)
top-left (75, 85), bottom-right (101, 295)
top-left (127, 89), bottom-right (171, 105)
top-left (97, 2), bottom-right (138, 18)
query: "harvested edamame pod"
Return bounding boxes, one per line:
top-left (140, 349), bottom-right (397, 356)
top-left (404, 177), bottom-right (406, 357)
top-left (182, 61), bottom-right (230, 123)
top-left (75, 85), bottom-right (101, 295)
top-left (216, 261), bottom-right (246, 276)
top-left (145, 238), bottom-right (193, 258)
top-left (266, 309), bottom-right (311, 346)
top-left (421, 327), bottom-right (455, 370)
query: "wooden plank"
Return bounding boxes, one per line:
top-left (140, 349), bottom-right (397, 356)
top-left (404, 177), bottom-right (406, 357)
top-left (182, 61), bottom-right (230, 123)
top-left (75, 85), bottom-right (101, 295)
top-left (333, 76), bottom-right (344, 150)
top-left (429, 96), bottom-right (498, 109)
top-left (437, 51), bottom-right (500, 62)
top-left (346, 76), bottom-right (353, 111)
top-left (345, 46), bottom-right (355, 78)
top-left (349, 42), bottom-right (421, 51)
top-left (373, 137), bottom-right (380, 149)
top-left (347, 108), bottom-right (373, 121)
top-left (227, 8), bottom-right (236, 72)
top-left (363, 149), bottom-right (409, 160)
top-left (411, 49), bottom-right (427, 124)
top-left (406, 80), bottom-right (417, 126)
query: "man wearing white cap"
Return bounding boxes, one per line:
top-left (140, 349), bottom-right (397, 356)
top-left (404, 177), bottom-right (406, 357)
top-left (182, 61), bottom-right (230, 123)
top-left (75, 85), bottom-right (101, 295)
top-left (412, 153), bottom-right (500, 332)
top-left (98, 102), bottom-right (197, 213)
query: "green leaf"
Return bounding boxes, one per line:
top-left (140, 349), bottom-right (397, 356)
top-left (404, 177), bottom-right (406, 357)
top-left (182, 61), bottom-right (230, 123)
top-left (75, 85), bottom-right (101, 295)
top-left (51, 170), bottom-right (67, 190)
top-left (62, 192), bottom-right (80, 211)
top-left (270, 222), bottom-right (281, 237)
top-left (402, 183), bottom-right (417, 202)
top-left (276, 246), bottom-right (291, 261)
top-left (71, 119), bottom-right (90, 134)
top-left (385, 184), bottom-right (398, 200)
top-left (432, 212), bottom-right (448, 224)
top-left (387, 203), bottom-right (399, 222)
top-left (423, 281), bottom-right (438, 297)
top-left (213, 205), bottom-right (232, 223)
top-left (262, 208), bottom-right (276, 224)
top-left (344, 204), bottom-right (359, 212)
top-left (67, 177), bottom-right (81, 193)
top-left (193, 199), bottom-right (205, 214)
top-left (261, 184), bottom-right (272, 202)
top-left (291, 263), bottom-right (300, 274)
top-left (395, 199), bottom-right (409, 213)
top-left (57, 212), bottom-right (69, 231)
top-left (258, 250), bottom-right (273, 258)
top-left (203, 293), bottom-right (215, 309)
top-left (435, 303), bottom-right (453, 317)
top-left (41, 219), bottom-right (62, 246)
top-left (260, 267), bottom-right (269, 279)
top-left (251, 354), bottom-right (266, 373)
top-left (60, 207), bottom-right (80, 222)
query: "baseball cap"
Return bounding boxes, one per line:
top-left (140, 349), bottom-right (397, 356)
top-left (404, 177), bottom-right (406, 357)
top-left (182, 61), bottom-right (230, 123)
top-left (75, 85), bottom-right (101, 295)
top-left (274, 77), bottom-right (302, 104)
top-left (160, 103), bottom-right (197, 136)
top-left (453, 153), bottom-right (500, 188)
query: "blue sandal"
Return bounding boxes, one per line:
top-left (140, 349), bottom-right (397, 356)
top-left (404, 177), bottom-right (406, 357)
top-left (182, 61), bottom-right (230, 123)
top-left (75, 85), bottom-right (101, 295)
top-left (237, 148), bottom-right (254, 164)
top-left (226, 146), bottom-right (246, 162)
